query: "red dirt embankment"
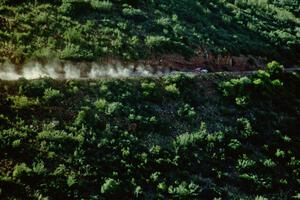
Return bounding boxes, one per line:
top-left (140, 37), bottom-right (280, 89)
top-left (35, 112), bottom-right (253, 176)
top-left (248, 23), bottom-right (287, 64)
top-left (143, 51), bottom-right (265, 71)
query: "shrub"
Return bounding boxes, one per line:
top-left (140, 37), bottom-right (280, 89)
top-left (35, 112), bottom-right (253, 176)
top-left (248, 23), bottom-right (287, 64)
top-left (122, 4), bottom-right (145, 17)
top-left (8, 95), bottom-right (39, 109)
top-left (91, 0), bottom-right (113, 11)
top-left (63, 27), bottom-right (82, 43)
top-left (150, 171), bottom-right (161, 182)
top-left (18, 78), bottom-right (52, 97)
top-left (74, 110), bottom-right (88, 126)
top-left (58, 1), bottom-right (72, 13)
top-left (165, 84), bottom-right (180, 97)
top-left (53, 164), bottom-right (67, 176)
top-left (32, 161), bottom-right (47, 175)
top-left (149, 116), bottom-right (157, 124)
top-left (157, 182), bottom-right (167, 191)
top-left (239, 173), bottom-right (258, 183)
top-left (275, 149), bottom-right (285, 158)
top-left (168, 181), bottom-right (199, 198)
top-left (141, 81), bottom-right (156, 97)
top-left (164, 72), bottom-right (194, 87)
top-left (219, 76), bottom-right (251, 97)
top-left (237, 118), bottom-right (255, 138)
top-left (263, 159), bottom-right (276, 168)
top-left (219, 61), bottom-right (285, 105)
top-left (228, 139), bottom-right (241, 150)
top-left (235, 96), bottom-right (249, 106)
top-left (271, 79), bottom-right (283, 87)
top-left (101, 178), bottom-right (120, 194)
top-left (255, 196), bottom-right (268, 200)
top-left (74, 106), bottom-right (95, 127)
top-left (237, 154), bottom-right (256, 171)
top-left (12, 139), bottom-right (21, 148)
top-left (94, 98), bottom-right (108, 112)
top-left (35, 12), bottom-right (48, 24)
top-left (43, 88), bottom-right (63, 104)
top-left (67, 173), bottom-right (77, 187)
top-left (134, 186), bottom-right (142, 197)
top-left (281, 135), bottom-right (291, 143)
top-left (0, 128), bottom-right (27, 149)
top-left (13, 163), bottom-right (31, 179)
top-left (174, 122), bottom-right (207, 150)
top-left (293, 193), bottom-right (300, 199)
top-left (37, 129), bottom-right (82, 144)
top-left (177, 104), bottom-right (197, 120)
top-left (60, 43), bottom-right (94, 60)
top-left (266, 61), bottom-right (284, 75)
top-left (145, 36), bottom-right (171, 50)
top-left (106, 102), bottom-right (124, 116)
top-left (67, 82), bottom-right (79, 95)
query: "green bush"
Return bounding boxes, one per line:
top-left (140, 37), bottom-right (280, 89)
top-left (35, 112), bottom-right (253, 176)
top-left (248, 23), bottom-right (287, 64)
top-left (177, 104), bottom-right (197, 120)
top-left (141, 81), bottom-right (156, 97)
top-left (106, 102), bottom-right (124, 116)
top-left (91, 0), bottom-right (113, 11)
top-left (63, 27), bottom-right (82, 43)
top-left (145, 36), bottom-right (171, 50)
top-left (101, 178), bottom-right (120, 194)
top-left (32, 161), bottom-right (47, 175)
top-left (8, 95), bottom-right (39, 109)
top-left (59, 1), bottom-right (72, 13)
top-left (237, 154), bottom-right (256, 171)
top-left (228, 139), bottom-right (241, 150)
top-left (263, 159), bottom-right (276, 168)
top-left (67, 173), bottom-right (77, 187)
top-left (237, 118), bottom-right (255, 139)
top-left (168, 181), bottom-right (199, 198)
top-left (94, 98), bottom-right (108, 112)
top-left (174, 122), bottom-right (207, 150)
top-left (266, 61), bottom-right (284, 75)
top-left (37, 130), bottom-right (81, 143)
top-left (165, 84), bottom-right (180, 97)
top-left (13, 163), bottom-right (31, 179)
top-left (235, 96), bottom-right (249, 106)
top-left (43, 88), bottom-right (63, 104)
top-left (219, 61), bottom-right (285, 105)
top-left (18, 78), bottom-right (53, 97)
top-left (74, 106), bottom-right (94, 126)
top-left (255, 196), bottom-right (268, 200)
top-left (122, 4), bottom-right (144, 17)
top-left (275, 149), bottom-right (285, 158)
top-left (0, 128), bottom-right (27, 149)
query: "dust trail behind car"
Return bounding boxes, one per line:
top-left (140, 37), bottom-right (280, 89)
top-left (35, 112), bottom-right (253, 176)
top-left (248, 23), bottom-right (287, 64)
top-left (0, 60), bottom-right (174, 80)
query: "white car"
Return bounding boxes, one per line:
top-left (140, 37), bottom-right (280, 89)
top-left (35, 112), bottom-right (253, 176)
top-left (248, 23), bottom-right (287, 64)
top-left (194, 67), bottom-right (208, 73)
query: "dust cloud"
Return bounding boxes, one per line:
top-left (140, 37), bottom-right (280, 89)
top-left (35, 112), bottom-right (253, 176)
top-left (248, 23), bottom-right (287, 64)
top-left (0, 60), bottom-right (172, 80)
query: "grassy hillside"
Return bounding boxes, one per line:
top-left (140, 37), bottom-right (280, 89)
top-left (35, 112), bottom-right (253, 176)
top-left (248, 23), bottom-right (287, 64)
top-left (1, 62), bottom-right (300, 199)
top-left (0, 0), bottom-right (299, 65)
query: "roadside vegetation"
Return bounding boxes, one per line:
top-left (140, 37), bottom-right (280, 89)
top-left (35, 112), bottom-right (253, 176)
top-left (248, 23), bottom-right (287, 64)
top-left (1, 62), bottom-right (300, 199)
top-left (0, 0), bottom-right (299, 65)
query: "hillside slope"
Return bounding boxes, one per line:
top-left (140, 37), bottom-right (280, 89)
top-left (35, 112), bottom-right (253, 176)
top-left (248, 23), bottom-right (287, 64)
top-left (1, 62), bottom-right (300, 199)
top-left (0, 0), bottom-right (300, 68)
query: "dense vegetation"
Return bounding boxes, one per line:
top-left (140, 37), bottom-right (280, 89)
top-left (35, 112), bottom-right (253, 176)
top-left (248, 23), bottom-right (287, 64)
top-left (0, 0), bottom-right (299, 65)
top-left (1, 62), bottom-right (300, 199)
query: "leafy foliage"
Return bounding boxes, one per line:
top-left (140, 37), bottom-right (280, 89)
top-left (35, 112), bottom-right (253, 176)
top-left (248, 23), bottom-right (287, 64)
top-left (0, 70), bottom-right (300, 199)
top-left (219, 61), bottom-right (287, 106)
top-left (0, 0), bottom-right (299, 64)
